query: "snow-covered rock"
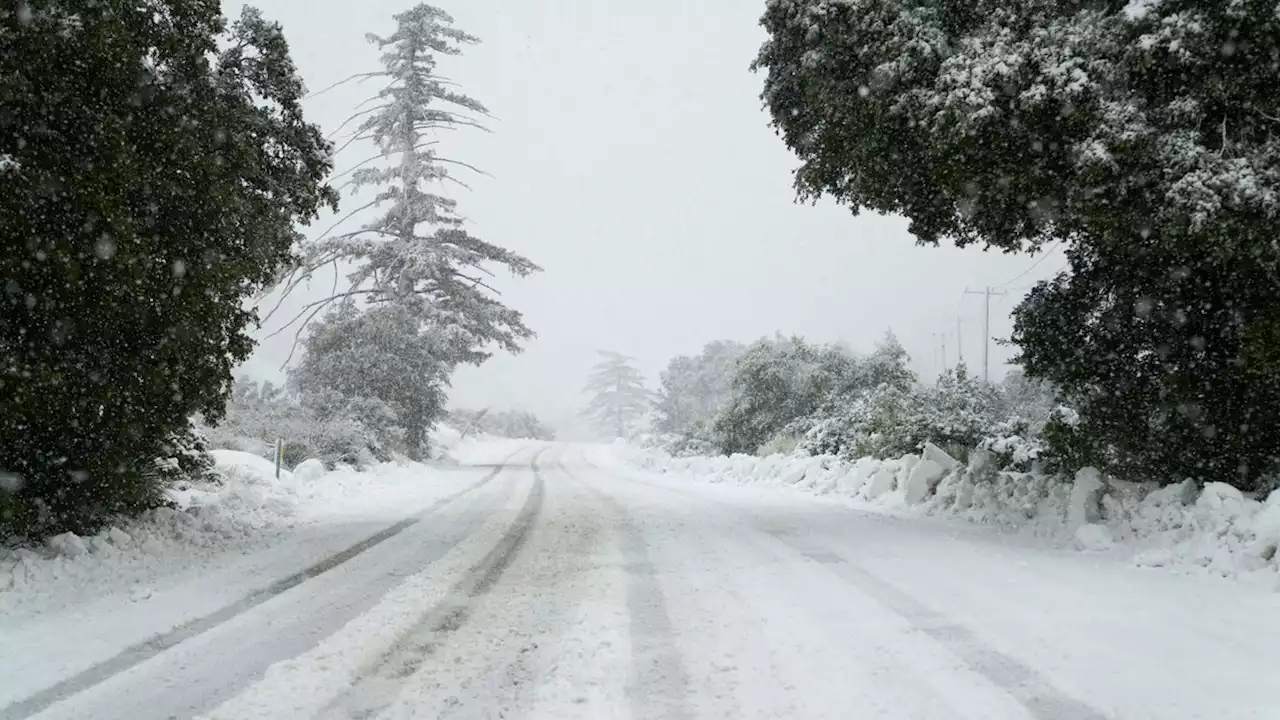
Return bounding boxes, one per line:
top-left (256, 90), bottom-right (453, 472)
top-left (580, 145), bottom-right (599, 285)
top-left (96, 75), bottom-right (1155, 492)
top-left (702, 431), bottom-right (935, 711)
top-left (47, 533), bottom-right (88, 558)
top-left (922, 441), bottom-right (960, 472)
top-left (1074, 523), bottom-right (1115, 552)
top-left (210, 449), bottom-right (292, 485)
top-left (953, 473), bottom-right (977, 511)
top-left (1068, 467), bottom-right (1106, 530)
top-left (903, 459), bottom-right (945, 505)
top-left (293, 458), bottom-right (326, 483)
top-left (863, 467), bottom-right (897, 500)
top-left (1196, 482), bottom-right (1247, 521)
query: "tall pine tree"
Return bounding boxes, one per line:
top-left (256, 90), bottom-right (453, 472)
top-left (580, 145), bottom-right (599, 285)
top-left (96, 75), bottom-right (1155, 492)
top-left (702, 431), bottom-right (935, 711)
top-left (583, 352), bottom-right (652, 439)
top-left (272, 4), bottom-right (539, 450)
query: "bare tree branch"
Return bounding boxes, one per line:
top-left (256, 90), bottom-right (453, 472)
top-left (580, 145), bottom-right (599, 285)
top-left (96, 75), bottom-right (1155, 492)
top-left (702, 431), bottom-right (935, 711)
top-left (311, 200), bottom-right (379, 245)
top-left (327, 104), bottom-right (392, 140)
top-left (265, 288), bottom-right (375, 341)
top-left (442, 175), bottom-right (473, 192)
top-left (305, 71), bottom-right (386, 100)
top-left (333, 129), bottom-right (376, 157)
top-left (450, 269), bottom-right (502, 295)
top-left (433, 156), bottom-right (492, 178)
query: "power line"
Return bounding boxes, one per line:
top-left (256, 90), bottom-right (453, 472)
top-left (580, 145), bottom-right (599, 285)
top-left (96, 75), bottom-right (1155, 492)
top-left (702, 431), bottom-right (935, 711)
top-left (996, 240), bottom-right (1062, 289)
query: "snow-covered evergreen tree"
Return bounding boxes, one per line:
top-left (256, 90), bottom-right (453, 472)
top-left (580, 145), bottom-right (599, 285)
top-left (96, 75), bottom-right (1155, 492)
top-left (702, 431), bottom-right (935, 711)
top-left (267, 4), bottom-right (540, 459)
top-left (583, 352), bottom-right (652, 439)
top-left (272, 3), bottom-right (539, 367)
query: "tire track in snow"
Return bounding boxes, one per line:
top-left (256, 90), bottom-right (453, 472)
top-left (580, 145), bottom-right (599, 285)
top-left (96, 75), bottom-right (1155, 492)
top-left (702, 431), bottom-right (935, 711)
top-left (373, 458), bottom-right (625, 720)
top-left (769, 531), bottom-right (1112, 720)
top-left (563, 460), bottom-right (693, 720)
top-left (319, 452), bottom-right (548, 720)
top-left (589, 453), bottom-right (1110, 718)
top-left (0, 455), bottom-right (521, 720)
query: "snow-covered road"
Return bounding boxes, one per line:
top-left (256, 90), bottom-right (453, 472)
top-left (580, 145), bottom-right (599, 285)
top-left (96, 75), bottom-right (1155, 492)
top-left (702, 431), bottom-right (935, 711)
top-left (4, 442), bottom-right (1279, 719)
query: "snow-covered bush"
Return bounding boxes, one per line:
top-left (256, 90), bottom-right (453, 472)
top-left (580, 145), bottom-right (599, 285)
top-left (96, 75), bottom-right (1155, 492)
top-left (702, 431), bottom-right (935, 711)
top-left (201, 379), bottom-right (384, 470)
top-left (152, 423), bottom-right (217, 485)
top-left (713, 333), bottom-right (913, 455)
top-left (797, 383), bottom-right (900, 457)
top-left (976, 418), bottom-right (1044, 473)
top-left (795, 364), bottom-right (1001, 463)
top-left (895, 364), bottom-right (1001, 461)
top-left (653, 341), bottom-right (745, 452)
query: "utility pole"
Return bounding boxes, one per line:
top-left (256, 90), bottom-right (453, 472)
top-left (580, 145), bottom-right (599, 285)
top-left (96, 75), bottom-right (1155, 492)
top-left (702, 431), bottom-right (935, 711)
top-left (956, 316), bottom-right (964, 365)
top-left (964, 286), bottom-right (1007, 383)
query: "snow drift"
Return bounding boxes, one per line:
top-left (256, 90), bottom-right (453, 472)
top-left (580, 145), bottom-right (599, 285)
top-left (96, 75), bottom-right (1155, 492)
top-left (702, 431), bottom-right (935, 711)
top-left (610, 443), bottom-right (1280, 586)
top-left (0, 437), bottom-right (463, 615)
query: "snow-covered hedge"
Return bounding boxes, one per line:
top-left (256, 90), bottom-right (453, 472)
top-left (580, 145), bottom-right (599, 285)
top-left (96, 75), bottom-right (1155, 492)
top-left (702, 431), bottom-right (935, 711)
top-left (614, 444), bottom-right (1280, 584)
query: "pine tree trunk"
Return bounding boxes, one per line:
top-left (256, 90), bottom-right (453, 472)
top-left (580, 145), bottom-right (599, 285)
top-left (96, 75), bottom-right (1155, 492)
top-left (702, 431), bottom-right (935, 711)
top-left (396, 47), bottom-right (419, 299)
top-left (615, 374), bottom-right (623, 438)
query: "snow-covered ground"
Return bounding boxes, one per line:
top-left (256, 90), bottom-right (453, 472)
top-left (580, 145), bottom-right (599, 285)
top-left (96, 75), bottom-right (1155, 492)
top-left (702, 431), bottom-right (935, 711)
top-left (4, 440), bottom-right (1280, 719)
top-left (609, 443), bottom-right (1280, 589)
top-left (0, 430), bottom-right (522, 713)
top-left (1, 428), bottom-right (507, 616)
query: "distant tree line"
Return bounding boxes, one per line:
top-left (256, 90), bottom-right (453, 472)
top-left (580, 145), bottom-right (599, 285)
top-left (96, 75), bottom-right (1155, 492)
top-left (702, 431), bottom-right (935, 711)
top-left (449, 408), bottom-right (556, 441)
top-left (651, 334), bottom-right (1058, 473)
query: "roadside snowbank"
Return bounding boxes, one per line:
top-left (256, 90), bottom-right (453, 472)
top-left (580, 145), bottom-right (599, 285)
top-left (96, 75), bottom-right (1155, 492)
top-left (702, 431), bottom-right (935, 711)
top-left (0, 446), bottom-right (457, 615)
top-left (610, 443), bottom-right (1280, 586)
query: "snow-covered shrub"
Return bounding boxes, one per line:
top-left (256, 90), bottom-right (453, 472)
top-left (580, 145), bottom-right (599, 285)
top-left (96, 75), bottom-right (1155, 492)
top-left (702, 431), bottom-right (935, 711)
top-left (152, 423), bottom-right (217, 486)
top-left (647, 431), bottom-right (718, 457)
top-left (715, 332), bottom-right (914, 456)
top-left (712, 336), bottom-right (863, 455)
top-left (977, 418), bottom-right (1045, 473)
top-left (759, 432), bottom-right (804, 456)
top-left (796, 364), bottom-right (1000, 463)
top-left (201, 379), bottom-right (384, 470)
top-left (653, 340), bottom-right (745, 451)
top-left (894, 364), bottom-right (1001, 461)
top-left (797, 383), bottom-right (905, 458)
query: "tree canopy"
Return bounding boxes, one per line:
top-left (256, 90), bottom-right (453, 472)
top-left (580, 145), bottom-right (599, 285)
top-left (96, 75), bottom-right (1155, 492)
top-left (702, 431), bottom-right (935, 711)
top-left (0, 2), bottom-right (335, 538)
top-left (755, 0), bottom-right (1280, 489)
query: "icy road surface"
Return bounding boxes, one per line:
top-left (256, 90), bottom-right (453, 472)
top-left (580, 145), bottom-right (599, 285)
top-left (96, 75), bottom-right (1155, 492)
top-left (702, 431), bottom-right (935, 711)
top-left (3, 443), bottom-right (1279, 720)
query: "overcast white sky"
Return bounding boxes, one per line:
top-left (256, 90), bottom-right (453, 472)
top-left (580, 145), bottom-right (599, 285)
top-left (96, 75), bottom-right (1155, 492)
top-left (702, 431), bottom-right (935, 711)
top-left (234, 0), bottom-right (1066, 429)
